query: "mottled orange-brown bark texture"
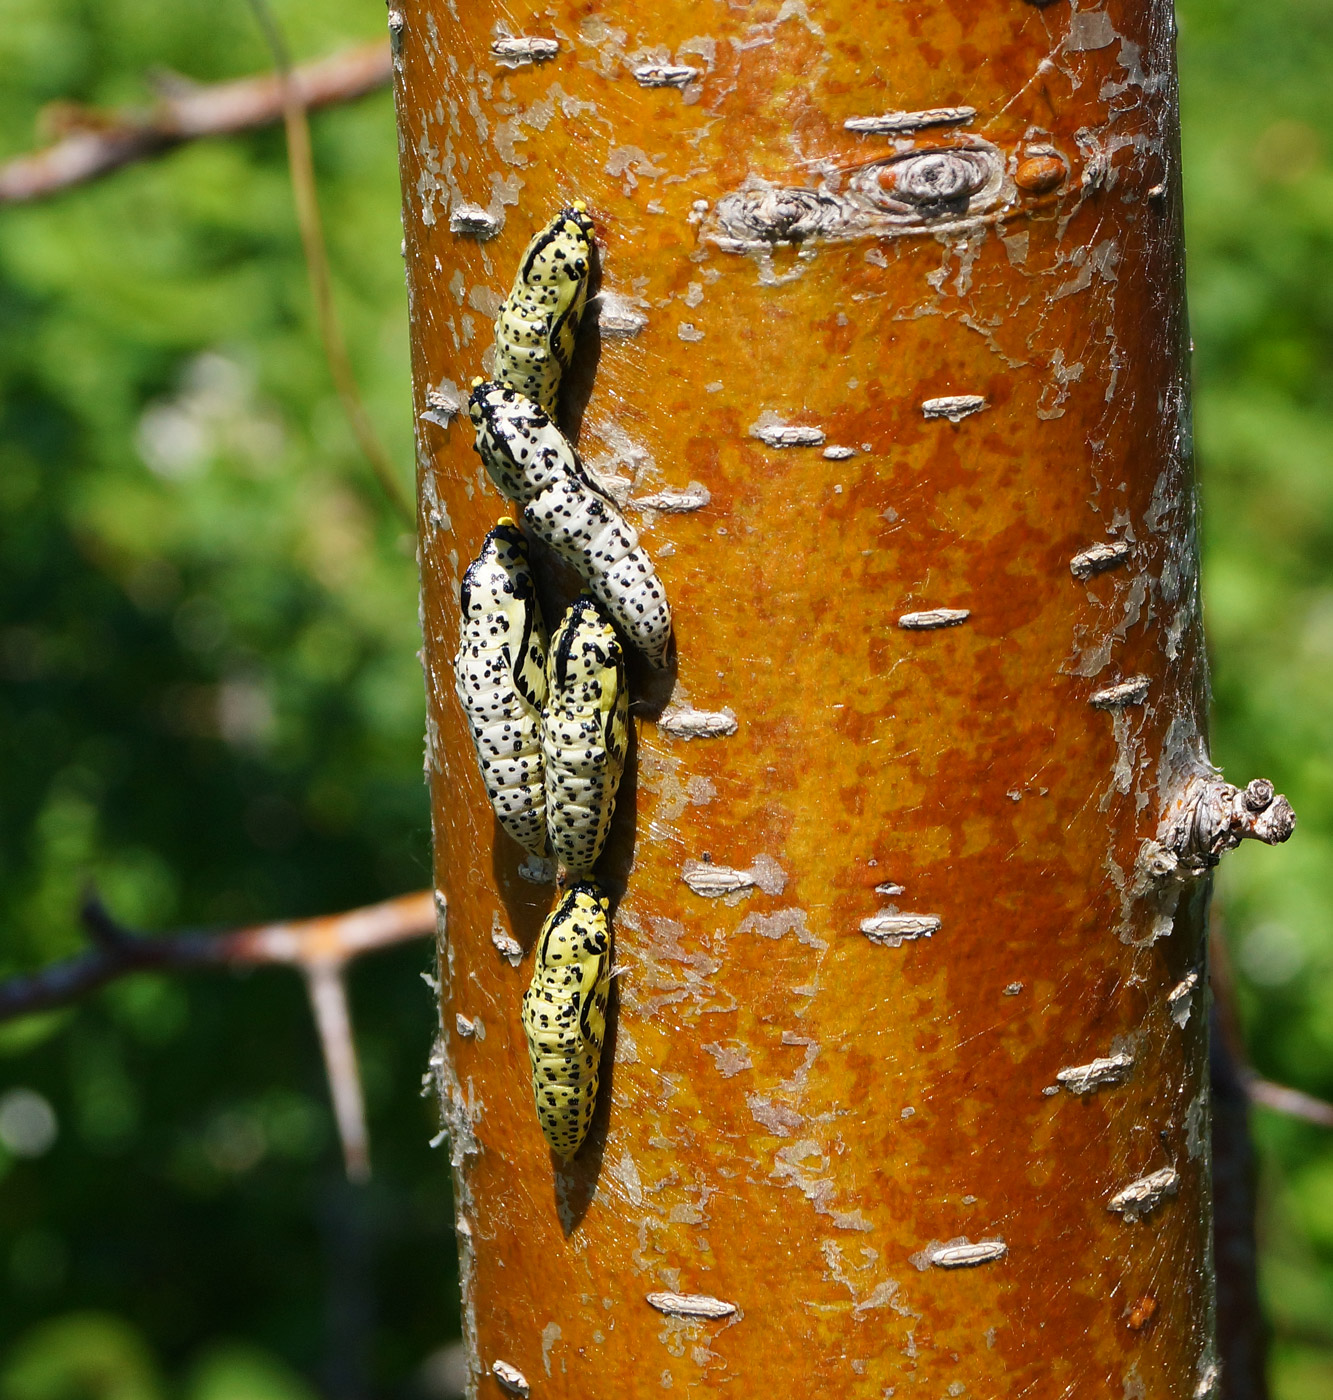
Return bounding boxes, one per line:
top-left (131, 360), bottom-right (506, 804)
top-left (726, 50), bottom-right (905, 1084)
top-left (398, 0), bottom-right (1225, 1393)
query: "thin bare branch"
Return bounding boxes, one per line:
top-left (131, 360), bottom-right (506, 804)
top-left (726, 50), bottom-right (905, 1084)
top-left (1244, 1075), bottom-right (1333, 1130)
top-left (0, 889), bottom-right (435, 1023)
top-left (245, 1), bottom-right (414, 525)
top-left (0, 41), bottom-right (391, 205)
top-left (1210, 917), bottom-right (1333, 1131)
top-left (305, 961), bottom-right (372, 1183)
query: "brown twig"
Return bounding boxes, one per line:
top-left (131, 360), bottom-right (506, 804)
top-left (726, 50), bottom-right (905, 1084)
top-left (1243, 1075), bottom-right (1333, 1130)
top-left (0, 889), bottom-right (436, 1182)
top-left (0, 890), bottom-right (435, 1022)
top-left (306, 961), bottom-right (373, 1183)
top-left (0, 41), bottom-right (392, 205)
top-left (244, 1), bottom-right (414, 525)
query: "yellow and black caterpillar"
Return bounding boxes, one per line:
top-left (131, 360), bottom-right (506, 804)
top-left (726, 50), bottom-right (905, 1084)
top-left (453, 521), bottom-right (549, 858)
top-left (543, 595), bottom-right (629, 876)
top-left (521, 880), bottom-right (611, 1159)
top-left (453, 207), bottom-right (658, 1161)
top-left (490, 204), bottom-right (595, 416)
top-left (470, 383), bottom-right (673, 668)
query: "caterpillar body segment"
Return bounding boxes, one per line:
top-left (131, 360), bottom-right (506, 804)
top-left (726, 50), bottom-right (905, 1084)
top-left (543, 597), bottom-right (629, 875)
top-left (491, 205), bottom-right (596, 416)
top-left (468, 381), bottom-right (587, 502)
top-left (468, 382), bottom-right (674, 667)
top-left (521, 881), bottom-right (611, 1159)
top-left (523, 474), bottom-right (673, 668)
top-left (453, 521), bottom-right (550, 858)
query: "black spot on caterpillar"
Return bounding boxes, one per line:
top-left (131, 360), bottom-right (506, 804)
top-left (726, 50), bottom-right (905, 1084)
top-left (521, 880), bottom-right (611, 1159)
top-left (543, 596), bottom-right (628, 875)
top-left (491, 205), bottom-right (596, 417)
top-left (453, 520), bottom-right (550, 858)
top-left (469, 382), bottom-right (673, 667)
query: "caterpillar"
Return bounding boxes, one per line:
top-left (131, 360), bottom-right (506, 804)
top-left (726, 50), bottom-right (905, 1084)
top-left (491, 204), bottom-right (596, 417)
top-left (521, 880), bottom-right (611, 1160)
top-left (469, 381), bottom-right (673, 667)
top-left (453, 520), bottom-right (550, 858)
top-left (543, 595), bottom-right (629, 875)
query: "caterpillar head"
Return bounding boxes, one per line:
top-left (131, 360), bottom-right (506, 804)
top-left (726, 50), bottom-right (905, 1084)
top-left (566, 877), bottom-right (610, 916)
top-left (459, 519), bottom-right (536, 617)
top-left (467, 381), bottom-right (555, 440)
top-left (551, 595), bottom-right (623, 694)
top-left (525, 206), bottom-right (595, 275)
top-left (538, 880), bottom-right (611, 964)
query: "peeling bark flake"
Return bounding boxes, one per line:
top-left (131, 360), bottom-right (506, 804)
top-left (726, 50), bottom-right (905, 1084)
top-left (449, 203), bottom-right (501, 238)
top-left (898, 609), bottom-right (971, 630)
top-left (1168, 972), bottom-right (1198, 1027)
top-left (646, 1291), bottom-right (738, 1319)
top-left (1056, 1050), bottom-right (1134, 1094)
top-left (845, 107), bottom-right (976, 134)
top-left (633, 482), bottom-right (711, 512)
top-left (920, 394), bottom-right (987, 422)
top-left (1089, 676), bottom-right (1150, 710)
top-left (490, 36), bottom-right (559, 67)
top-left (490, 916), bottom-right (523, 967)
top-left (659, 704), bottom-right (738, 739)
top-left (633, 64), bottom-right (702, 88)
top-left (1107, 1167), bottom-right (1179, 1221)
top-left (860, 913), bottom-right (941, 946)
top-left (1069, 539), bottom-right (1131, 580)
top-left (911, 1238), bottom-right (1008, 1270)
top-left (683, 854), bottom-right (786, 899)
top-left (750, 414), bottom-right (826, 448)
top-left (595, 291), bottom-right (649, 337)
top-left (491, 1359), bottom-right (530, 1396)
top-left (1067, 11), bottom-right (1118, 51)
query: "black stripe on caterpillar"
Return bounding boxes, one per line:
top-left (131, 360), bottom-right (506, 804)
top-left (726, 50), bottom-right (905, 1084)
top-left (491, 204), bottom-right (596, 417)
top-left (521, 879), bottom-right (611, 1160)
top-left (453, 520), bottom-right (550, 858)
top-left (543, 596), bottom-right (629, 875)
top-left (469, 382), bottom-right (673, 668)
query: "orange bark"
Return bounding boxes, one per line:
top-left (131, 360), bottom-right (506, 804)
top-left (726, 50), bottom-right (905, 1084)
top-left (397, 1), bottom-right (1262, 1393)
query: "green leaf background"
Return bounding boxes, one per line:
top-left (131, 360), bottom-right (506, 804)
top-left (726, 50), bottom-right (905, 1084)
top-left (0, 0), bottom-right (1330, 1393)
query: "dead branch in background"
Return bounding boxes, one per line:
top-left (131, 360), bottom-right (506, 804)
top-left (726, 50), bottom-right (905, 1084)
top-left (244, 2), bottom-right (414, 525)
top-left (1210, 919), bottom-right (1333, 1130)
top-left (0, 41), bottom-right (391, 205)
top-left (0, 889), bottom-right (435, 1181)
top-left (0, 27), bottom-right (413, 525)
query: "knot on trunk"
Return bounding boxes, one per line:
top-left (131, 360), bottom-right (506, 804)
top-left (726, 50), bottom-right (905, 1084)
top-left (1160, 775), bottom-right (1296, 873)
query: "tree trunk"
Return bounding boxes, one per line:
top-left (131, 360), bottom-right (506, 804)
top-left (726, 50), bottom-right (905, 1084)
top-left (395, 1), bottom-right (1293, 1393)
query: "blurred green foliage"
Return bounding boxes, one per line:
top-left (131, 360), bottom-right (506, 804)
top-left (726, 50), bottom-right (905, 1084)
top-left (0, 0), bottom-right (1329, 1394)
top-left (0, 0), bottom-right (454, 1394)
top-left (1182, 0), bottom-right (1333, 1392)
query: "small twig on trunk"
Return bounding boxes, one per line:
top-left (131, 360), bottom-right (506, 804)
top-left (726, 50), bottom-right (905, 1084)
top-left (0, 889), bottom-right (436, 1183)
top-left (0, 41), bottom-right (392, 205)
top-left (244, 1), bottom-right (414, 525)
